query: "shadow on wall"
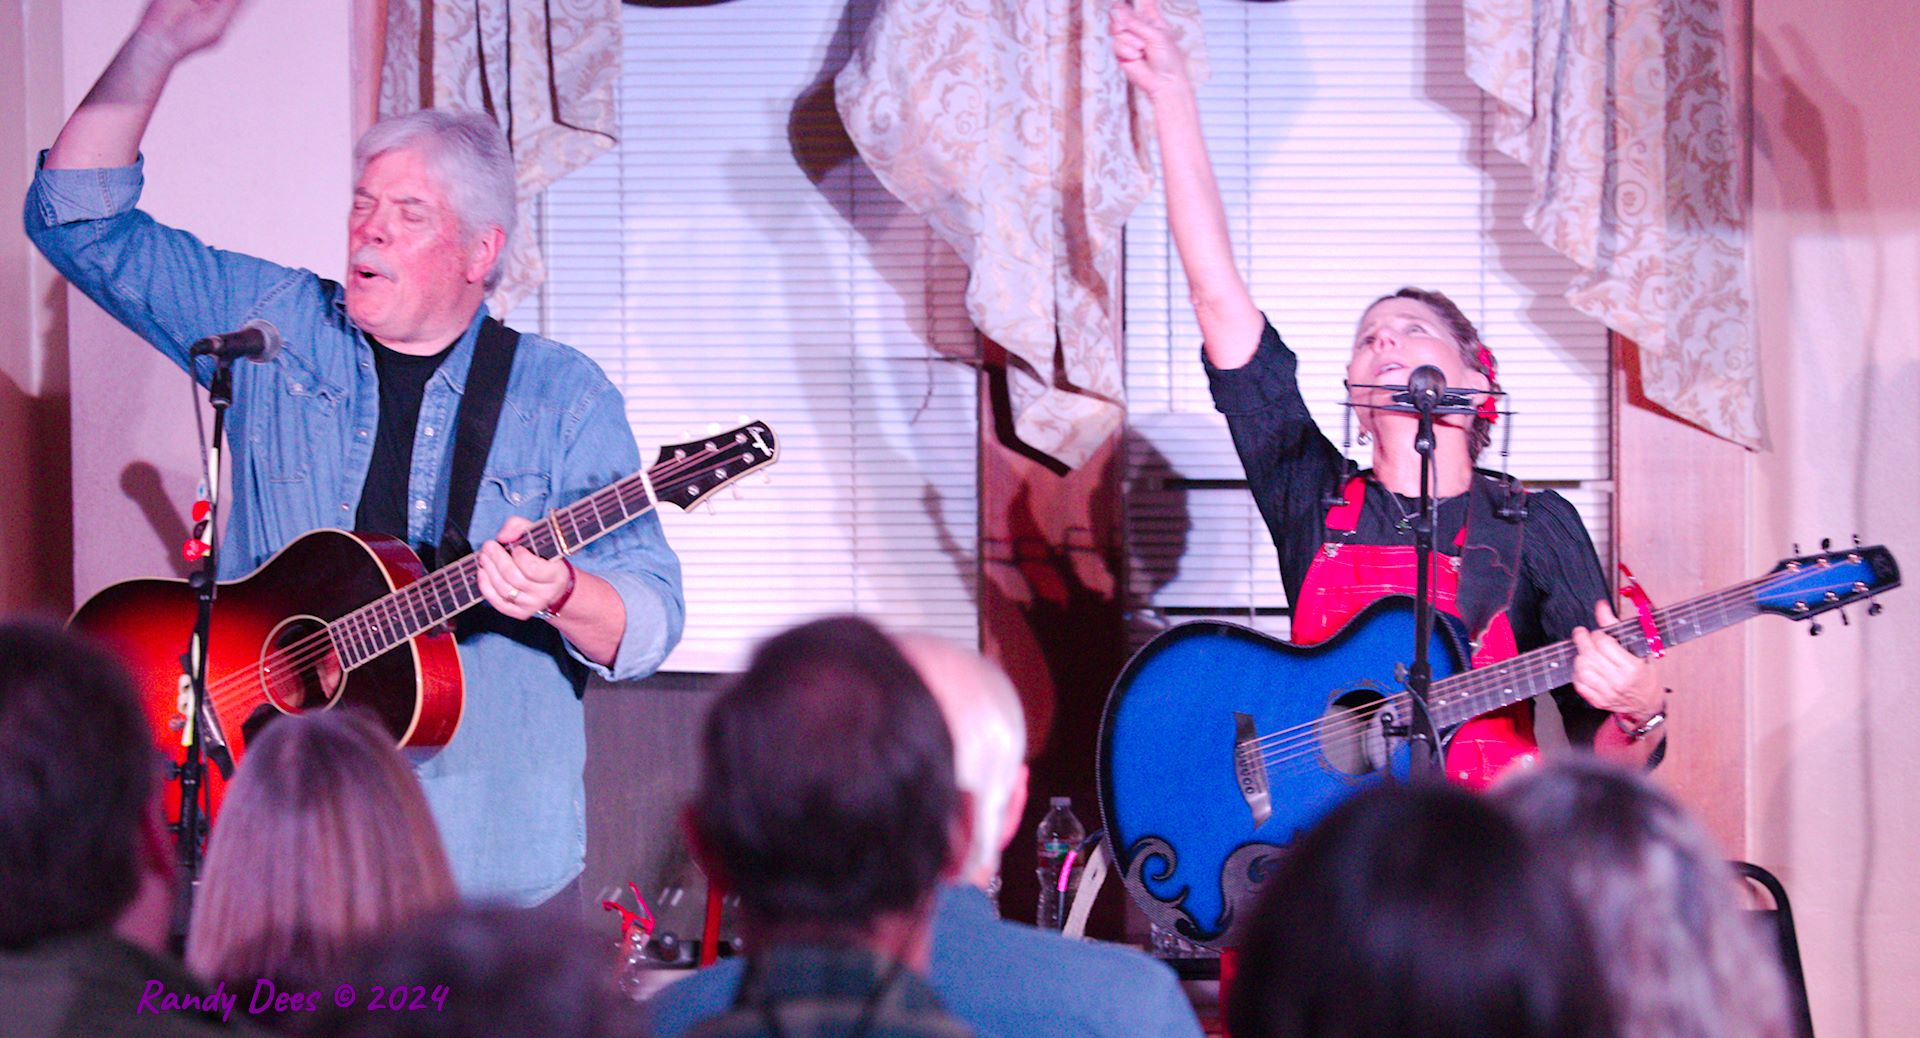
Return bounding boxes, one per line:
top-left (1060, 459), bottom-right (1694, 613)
top-left (1754, 28), bottom-right (1870, 215)
top-left (0, 371), bottom-right (74, 616)
top-left (118, 461), bottom-right (196, 581)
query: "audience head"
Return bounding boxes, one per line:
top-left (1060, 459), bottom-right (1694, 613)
top-left (1227, 780), bottom-right (1613, 1038)
top-left (308, 904), bottom-right (646, 1038)
top-left (187, 708), bottom-right (457, 996)
top-left (1496, 757), bottom-right (1795, 1038)
top-left (688, 615), bottom-right (963, 939)
top-left (895, 633), bottom-right (1028, 889)
top-left (0, 621), bottom-right (163, 950)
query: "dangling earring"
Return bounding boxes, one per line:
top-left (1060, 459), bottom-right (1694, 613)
top-left (1357, 429), bottom-right (1372, 446)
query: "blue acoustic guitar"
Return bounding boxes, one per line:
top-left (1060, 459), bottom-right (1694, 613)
top-left (1097, 543), bottom-right (1900, 948)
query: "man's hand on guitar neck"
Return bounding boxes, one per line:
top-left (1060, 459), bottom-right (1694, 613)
top-left (476, 517), bottom-right (628, 668)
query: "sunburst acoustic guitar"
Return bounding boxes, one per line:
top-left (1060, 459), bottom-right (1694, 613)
top-left (71, 421), bottom-right (779, 821)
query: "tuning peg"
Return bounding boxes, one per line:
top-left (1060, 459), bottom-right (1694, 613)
top-left (703, 499), bottom-right (718, 515)
top-left (1821, 537), bottom-right (1832, 551)
top-left (1840, 608), bottom-right (1851, 626)
top-left (1792, 542), bottom-right (1801, 556)
top-left (730, 487), bottom-right (743, 500)
top-left (759, 472), bottom-right (773, 485)
top-left (1854, 533), bottom-right (1863, 547)
top-left (1808, 622), bottom-right (1823, 637)
top-left (1868, 601), bottom-right (1884, 617)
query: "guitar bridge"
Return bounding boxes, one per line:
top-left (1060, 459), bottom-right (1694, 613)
top-left (1233, 712), bottom-right (1272, 827)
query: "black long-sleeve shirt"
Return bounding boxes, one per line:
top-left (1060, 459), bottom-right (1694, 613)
top-left (1204, 318), bottom-right (1614, 747)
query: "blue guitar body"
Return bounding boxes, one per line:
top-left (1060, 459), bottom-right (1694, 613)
top-left (1097, 597), bottom-right (1468, 948)
top-left (1096, 543), bottom-right (1900, 949)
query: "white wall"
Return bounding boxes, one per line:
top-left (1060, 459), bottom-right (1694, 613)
top-left (57, 0), bottom-right (352, 600)
top-left (1749, 1), bottom-right (1920, 1034)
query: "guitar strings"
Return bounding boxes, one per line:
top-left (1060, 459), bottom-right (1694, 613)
top-left (1247, 568), bottom-right (1784, 759)
top-left (1248, 569), bottom-right (1812, 774)
top-left (187, 444), bottom-right (751, 724)
top-left (1244, 577), bottom-right (1772, 770)
top-left (1236, 573), bottom-right (1787, 772)
top-left (216, 442), bottom-right (736, 699)
top-left (197, 443), bottom-right (730, 716)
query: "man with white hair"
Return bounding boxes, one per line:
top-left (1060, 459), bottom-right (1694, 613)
top-left (25, 0), bottom-right (684, 906)
top-left (647, 632), bottom-right (1202, 1038)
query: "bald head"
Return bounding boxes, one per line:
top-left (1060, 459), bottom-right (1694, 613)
top-left (895, 634), bottom-right (1029, 890)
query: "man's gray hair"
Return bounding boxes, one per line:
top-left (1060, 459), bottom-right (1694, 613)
top-left (354, 110), bottom-right (517, 291)
top-left (897, 633), bottom-right (1028, 886)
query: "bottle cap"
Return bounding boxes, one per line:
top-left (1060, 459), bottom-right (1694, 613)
top-left (1050, 796), bottom-right (1071, 807)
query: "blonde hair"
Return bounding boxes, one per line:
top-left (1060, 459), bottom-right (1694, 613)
top-left (186, 708), bottom-right (457, 989)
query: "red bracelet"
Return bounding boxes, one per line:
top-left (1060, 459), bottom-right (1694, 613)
top-left (539, 558), bottom-right (578, 621)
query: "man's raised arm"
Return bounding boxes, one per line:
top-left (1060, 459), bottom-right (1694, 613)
top-left (45, 0), bottom-right (245, 170)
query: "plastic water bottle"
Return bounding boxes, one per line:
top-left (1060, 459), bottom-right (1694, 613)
top-left (1035, 796), bottom-right (1086, 930)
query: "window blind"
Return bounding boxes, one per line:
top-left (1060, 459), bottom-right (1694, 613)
top-left (538, 1), bottom-right (980, 671)
top-left (1124, 0), bottom-right (1613, 643)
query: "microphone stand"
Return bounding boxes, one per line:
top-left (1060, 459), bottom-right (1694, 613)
top-left (1402, 385), bottom-right (1444, 781)
top-left (1351, 369), bottom-right (1508, 783)
top-left (172, 356), bottom-right (238, 949)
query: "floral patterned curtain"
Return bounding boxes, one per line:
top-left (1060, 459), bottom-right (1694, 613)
top-left (837, 0), bottom-right (1207, 469)
top-left (377, 0), bottom-right (620, 318)
top-left (1465, 0), bottom-right (1765, 447)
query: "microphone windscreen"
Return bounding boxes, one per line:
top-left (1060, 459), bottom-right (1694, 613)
top-left (241, 318), bottom-right (283, 363)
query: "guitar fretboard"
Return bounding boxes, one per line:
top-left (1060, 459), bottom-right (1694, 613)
top-left (1423, 579), bottom-right (1765, 730)
top-left (323, 427), bottom-right (769, 670)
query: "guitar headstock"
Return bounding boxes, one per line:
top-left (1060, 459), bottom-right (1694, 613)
top-left (1757, 542), bottom-right (1900, 625)
top-left (649, 421), bottom-right (779, 512)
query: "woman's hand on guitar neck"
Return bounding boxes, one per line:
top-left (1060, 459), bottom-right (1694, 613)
top-left (1569, 600), bottom-right (1665, 724)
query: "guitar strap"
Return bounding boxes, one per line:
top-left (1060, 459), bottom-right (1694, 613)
top-left (1456, 472), bottom-right (1527, 646)
top-left (434, 316), bottom-right (520, 569)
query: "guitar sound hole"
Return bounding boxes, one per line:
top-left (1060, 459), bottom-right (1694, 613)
top-left (261, 616), bottom-right (346, 715)
top-left (1318, 689), bottom-right (1391, 776)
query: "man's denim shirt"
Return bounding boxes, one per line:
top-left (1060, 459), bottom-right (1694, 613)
top-left (26, 156), bottom-right (686, 904)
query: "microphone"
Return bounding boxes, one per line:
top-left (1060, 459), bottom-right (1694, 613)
top-left (1385, 365), bottom-right (1475, 413)
top-left (1405, 365), bottom-right (1447, 411)
top-left (189, 319), bottom-right (282, 363)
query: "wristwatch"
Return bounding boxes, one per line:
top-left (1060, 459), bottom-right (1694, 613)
top-left (1613, 695), bottom-right (1670, 742)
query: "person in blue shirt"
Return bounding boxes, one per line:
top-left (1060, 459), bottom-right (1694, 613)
top-left (23, 0), bottom-right (684, 906)
top-left (677, 617), bottom-right (974, 1038)
top-left (648, 631), bottom-right (1203, 1038)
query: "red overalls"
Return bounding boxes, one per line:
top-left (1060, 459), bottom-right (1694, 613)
top-left (1289, 475), bottom-right (1539, 786)
top-left (1217, 477), bottom-right (1539, 1016)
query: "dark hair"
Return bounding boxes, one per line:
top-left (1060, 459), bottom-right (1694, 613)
top-left (0, 621), bottom-right (155, 949)
top-left (691, 615), bottom-right (958, 929)
top-left (1227, 781), bottom-right (1615, 1038)
top-left (1370, 287), bottom-right (1497, 458)
top-left (306, 904), bottom-right (646, 1038)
